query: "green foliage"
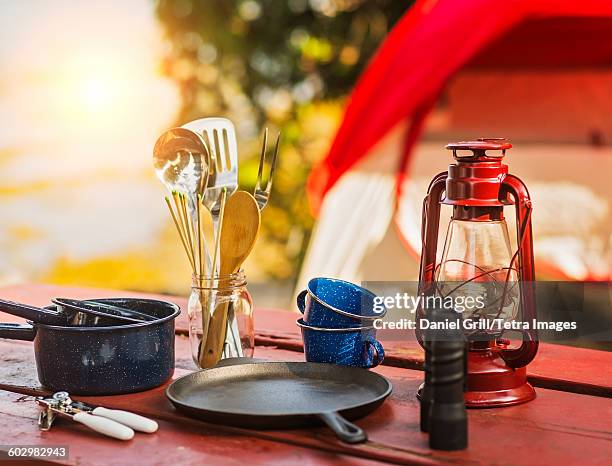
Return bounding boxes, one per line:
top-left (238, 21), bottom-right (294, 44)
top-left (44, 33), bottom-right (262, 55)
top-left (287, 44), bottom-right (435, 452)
top-left (155, 0), bottom-right (411, 280)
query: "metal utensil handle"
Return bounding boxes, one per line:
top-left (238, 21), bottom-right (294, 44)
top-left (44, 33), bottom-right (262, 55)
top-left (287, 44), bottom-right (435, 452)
top-left (0, 298), bottom-right (64, 325)
top-left (72, 412), bottom-right (134, 440)
top-left (52, 298), bottom-right (143, 323)
top-left (0, 323), bottom-right (36, 341)
top-left (92, 407), bottom-right (158, 433)
top-left (226, 302), bottom-right (243, 358)
top-left (83, 300), bottom-right (157, 322)
top-left (317, 412), bottom-right (367, 444)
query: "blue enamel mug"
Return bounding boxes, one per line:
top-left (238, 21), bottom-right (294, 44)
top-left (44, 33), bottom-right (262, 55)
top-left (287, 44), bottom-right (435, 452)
top-left (297, 319), bottom-right (384, 368)
top-left (297, 277), bottom-right (386, 328)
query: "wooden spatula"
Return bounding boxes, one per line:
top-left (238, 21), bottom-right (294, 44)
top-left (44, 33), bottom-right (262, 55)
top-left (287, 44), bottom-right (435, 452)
top-left (200, 191), bottom-right (261, 368)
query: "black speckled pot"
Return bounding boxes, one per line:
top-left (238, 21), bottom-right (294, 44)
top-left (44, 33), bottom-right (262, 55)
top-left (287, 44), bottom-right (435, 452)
top-left (0, 298), bottom-right (180, 395)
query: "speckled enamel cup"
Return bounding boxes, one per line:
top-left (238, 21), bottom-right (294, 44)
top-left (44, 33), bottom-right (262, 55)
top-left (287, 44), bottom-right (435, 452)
top-left (296, 319), bottom-right (385, 368)
top-left (297, 277), bottom-right (386, 329)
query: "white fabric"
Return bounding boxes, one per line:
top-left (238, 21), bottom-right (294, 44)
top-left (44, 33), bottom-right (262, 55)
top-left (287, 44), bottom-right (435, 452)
top-left (295, 123), bottom-right (407, 295)
top-left (296, 171), bottom-right (395, 292)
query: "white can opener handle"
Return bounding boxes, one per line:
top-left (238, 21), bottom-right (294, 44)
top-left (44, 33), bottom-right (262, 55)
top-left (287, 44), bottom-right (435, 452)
top-left (73, 412), bottom-right (134, 441)
top-left (92, 407), bottom-right (159, 433)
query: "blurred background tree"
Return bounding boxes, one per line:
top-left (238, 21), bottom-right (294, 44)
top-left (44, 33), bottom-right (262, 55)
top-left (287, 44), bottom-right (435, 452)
top-left (155, 0), bottom-right (412, 283)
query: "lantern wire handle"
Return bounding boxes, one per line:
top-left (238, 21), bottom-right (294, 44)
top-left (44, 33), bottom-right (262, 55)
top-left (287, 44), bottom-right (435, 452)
top-left (494, 202), bottom-right (532, 323)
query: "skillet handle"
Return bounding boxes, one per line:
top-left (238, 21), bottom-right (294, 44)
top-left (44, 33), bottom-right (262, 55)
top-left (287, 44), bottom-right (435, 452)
top-left (317, 411), bottom-right (367, 444)
top-left (0, 323), bottom-right (36, 341)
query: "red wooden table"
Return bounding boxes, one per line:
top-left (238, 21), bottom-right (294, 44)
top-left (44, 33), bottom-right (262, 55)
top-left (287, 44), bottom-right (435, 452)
top-left (0, 284), bottom-right (610, 466)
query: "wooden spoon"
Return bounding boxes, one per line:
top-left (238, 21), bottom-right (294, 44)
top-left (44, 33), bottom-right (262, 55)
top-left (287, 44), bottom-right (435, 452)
top-left (218, 191), bottom-right (261, 276)
top-left (200, 191), bottom-right (260, 368)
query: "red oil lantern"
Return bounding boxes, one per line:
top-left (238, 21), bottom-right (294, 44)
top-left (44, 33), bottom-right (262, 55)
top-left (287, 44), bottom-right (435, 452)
top-left (417, 138), bottom-right (538, 407)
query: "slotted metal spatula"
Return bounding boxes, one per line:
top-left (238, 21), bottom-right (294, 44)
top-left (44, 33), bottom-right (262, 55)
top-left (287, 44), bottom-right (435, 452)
top-left (182, 117), bottom-right (238, 219)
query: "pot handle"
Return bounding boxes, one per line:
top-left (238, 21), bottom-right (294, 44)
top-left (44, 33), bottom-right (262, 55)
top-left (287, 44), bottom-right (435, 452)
top-left (296, 290), bottom-right (308, 314)
top-left (317, 411), bottom-right (367, 444)
top-left (0, 323), bottom-right (36, 341)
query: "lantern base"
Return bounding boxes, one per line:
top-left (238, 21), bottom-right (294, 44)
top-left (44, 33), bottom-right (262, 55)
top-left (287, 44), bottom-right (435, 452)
top-left (416, 344), bottom-right (536, 409)
top-left (465, 344), bottom-right (535, 408)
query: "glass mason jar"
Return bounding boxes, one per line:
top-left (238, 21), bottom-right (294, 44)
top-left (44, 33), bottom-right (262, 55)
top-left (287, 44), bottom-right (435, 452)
top-left (187, 271), bottom-right (254, 368)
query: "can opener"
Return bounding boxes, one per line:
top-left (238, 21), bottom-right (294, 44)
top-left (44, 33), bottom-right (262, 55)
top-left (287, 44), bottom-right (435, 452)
top-left (36, 391), bottom-right (158, 441)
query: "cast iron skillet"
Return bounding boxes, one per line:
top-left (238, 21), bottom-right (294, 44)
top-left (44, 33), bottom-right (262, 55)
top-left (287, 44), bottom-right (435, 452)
top-left (166, 361), bottom-right (392, 443)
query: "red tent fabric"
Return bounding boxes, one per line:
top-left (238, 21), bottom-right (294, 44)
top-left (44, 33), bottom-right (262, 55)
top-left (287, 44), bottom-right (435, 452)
top-left (307, 0), bottom-right (612, 213)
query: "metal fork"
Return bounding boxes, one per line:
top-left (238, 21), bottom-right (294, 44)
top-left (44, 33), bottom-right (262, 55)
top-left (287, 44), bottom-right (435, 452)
top-left (254, 128), bottom-right (280, 211)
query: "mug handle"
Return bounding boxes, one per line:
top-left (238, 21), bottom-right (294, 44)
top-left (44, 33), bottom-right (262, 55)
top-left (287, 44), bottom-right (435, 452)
top-left (364, 337), bottom-right (385, 368)
top-left (296, 290), bottom-right (308, 314)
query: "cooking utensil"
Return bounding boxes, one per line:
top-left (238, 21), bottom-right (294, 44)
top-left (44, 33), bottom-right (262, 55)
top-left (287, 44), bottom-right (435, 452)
top-left (154, 128), bottom-right (212, 278)
top-left (37, 391), bottom-right (158, 440)
top-left (182, 119), bottom-right (237, 278)
top-left (221, 297), bottom-right (241, 360)
top-left (193, 189), bottom-right (227, 368)
top-left (219, 190), bottom-right (260, 359)
top-left (166, 361), bottom-right (392, 444)
top-left (182, 118), bottom-right (238, 228)
top-left (40, 392), bottom-right (157, 432)
top-left (153, 127), bottom-right (210, 198)
top-left (211, 188), bottom-right (228, 280)
top-left (200, 191), bottom-right (260, 368)
top-left (254, 128), bottom-right (280, 211)
top-left (0, 298), bottom-right (179, 395)
top-left (219, 191), bottom-right (261, 276)
top-left (52, 298), bottom-right (157, 323)
top-left (0, 298), bottom-right (67, 326)
top-left (38, 392), bottom-right (134, 441)
top-left (164, 192), bottom-right (202, 275)
top-left (192, 202), bottom-right (217, 359)
top-left (182, 117), bottom-right (239, 341)
top-left (177, 119), bottom-right (240, 358)
top-left (0, 297), bottom-right (130, 327)
top-left (198, 199), bottom-right (215, 277)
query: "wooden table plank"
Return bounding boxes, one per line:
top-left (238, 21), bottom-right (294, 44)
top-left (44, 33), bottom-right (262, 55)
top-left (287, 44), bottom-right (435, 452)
top-left (0, 338), bottom-right (437, 465)
top-left (1, 334), bottom-right (610, 466)
top-left (0, 390), bottom-right (385, 466)
top-left (1, 283), bottom-right (609, 397)
top-left (256, 330), bottom-right (612, 397)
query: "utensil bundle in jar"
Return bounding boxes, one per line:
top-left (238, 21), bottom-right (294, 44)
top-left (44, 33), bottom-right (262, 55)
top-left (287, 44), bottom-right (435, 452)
top-left (153, 118), bottom-right (279, 368)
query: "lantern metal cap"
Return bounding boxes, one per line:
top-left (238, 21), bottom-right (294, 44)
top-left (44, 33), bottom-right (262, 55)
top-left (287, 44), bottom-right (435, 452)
top-left (446, 138), bottom-right (512, 160)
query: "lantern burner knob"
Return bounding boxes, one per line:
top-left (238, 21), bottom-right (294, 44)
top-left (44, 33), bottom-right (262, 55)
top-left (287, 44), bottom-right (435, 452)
top-left (446, 138), bottom-right (512, 161)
